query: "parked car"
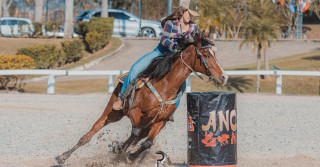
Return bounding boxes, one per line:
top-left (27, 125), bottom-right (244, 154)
top-left (0, 17), bottom-right (34, 37)
top-left (76, 9), bottom-right (163, 37)
top-left (44, 25), bottom-right (79, 38)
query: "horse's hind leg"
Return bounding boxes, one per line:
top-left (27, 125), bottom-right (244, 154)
top-left (56, 84), bottom-right (124, 164)
top-left (128, 121), bottom-right (166, 160)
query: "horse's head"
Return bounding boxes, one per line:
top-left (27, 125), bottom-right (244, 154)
top-left (191, 32), bottom-right (228, 86)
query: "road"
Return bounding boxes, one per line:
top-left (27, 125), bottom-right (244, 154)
top-left (91, 39), bottom-right (320, 70)
top-left (53, 39), bottom-right (320, 82)
top-left (0, 93), bottom-right (319, 167)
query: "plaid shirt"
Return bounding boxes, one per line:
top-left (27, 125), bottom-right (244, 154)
top-left (161, 19), bottom-right (200, 52)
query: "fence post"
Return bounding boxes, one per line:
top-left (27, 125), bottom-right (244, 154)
top-left (186, 76), bottom-right (192, 92)
top-left (108, 75), bottom-right (115, 93)
top-left (47, 75), bottom-right (56, 94)
top-left (276, 74), bottom-right (282, 94)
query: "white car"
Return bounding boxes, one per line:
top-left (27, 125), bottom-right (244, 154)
top-left (44, 25), bottom-right (79, 38)
top-left (76, 9), bottom-right (163, 37)
top-left (0, 17), bottom-right (34, 37)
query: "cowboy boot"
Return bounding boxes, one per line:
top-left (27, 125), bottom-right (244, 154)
top-left (112, 78), bottom-right (140, 110)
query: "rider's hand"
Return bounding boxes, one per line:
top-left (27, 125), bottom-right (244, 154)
top-left (186, 34), bottom-right (195, 43)
top-left (211, 46), bottom-right (218, 52)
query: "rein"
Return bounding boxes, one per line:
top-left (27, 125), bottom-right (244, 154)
top-left (179, 45), bottom-right (213, 81)
top-left (142, 45), bottom-right (215, 128)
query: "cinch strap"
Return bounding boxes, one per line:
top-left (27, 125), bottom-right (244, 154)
top-left (146, 82), bottom-right (180, 105)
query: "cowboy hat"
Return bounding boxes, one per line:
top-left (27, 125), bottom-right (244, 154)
top-left (181, 0), bottom-right (199, 17)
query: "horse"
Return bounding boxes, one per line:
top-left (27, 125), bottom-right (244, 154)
top-left (56, 32), bottom-right (228, 164)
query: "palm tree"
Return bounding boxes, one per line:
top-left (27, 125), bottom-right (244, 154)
top-left (91, 0), bottom-right (108, 17)
top-left (309, 0), bottom-right (320, 21)
top-left (75, 0), bottom-right (85, 17)
top-left (34, 0), bottom-right (43, 23)
top-left (2, 0), bottom-right (13, 17)
top-left (240, 0), bottom-right (280, 93)
top-left (196, 0), bottom-right (227, 38)
top-left (64, 0), bottom-right (74, 38)
top-left (0, 0), bottom-right (3, 17)
top-left (196, 0), bottom-right (246, 39)
top-left (101, 0), bottom-right (108, 17)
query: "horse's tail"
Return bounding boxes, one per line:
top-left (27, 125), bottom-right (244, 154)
top-left (138, 52), bottom-right (178, 82)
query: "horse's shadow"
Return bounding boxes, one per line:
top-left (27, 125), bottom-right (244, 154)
top-left (224, 76), bottom-right (253, 93)
top-left (303, 55), bottom-right (320, 60)
top-left (51, 164), bottom-right (70, 167)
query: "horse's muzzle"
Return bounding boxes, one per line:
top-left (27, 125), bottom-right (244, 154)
top-left (221, 73), bottom-right (228, 86)
top-left (208, 73), bottom-right (228, 86)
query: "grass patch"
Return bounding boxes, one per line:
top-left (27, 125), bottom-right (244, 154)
top-left (0, 37), bottom-right (72, 55)
top-left (0, 37), bottom-right (122, 94)
top-left (192, 50), bottom-right (320, 95)
top-left (20, 79), bottom-right (110, 94)
top-left (0, 37), bottom-right (122, 70)
top-left (59, 37), bottom-right (122, 70)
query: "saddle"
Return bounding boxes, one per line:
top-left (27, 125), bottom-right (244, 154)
top-left (117, 72), bottom-right (145, 89)
top-left (116, 72), bottom-right (176, 123)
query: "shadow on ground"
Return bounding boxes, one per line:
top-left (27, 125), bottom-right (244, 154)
top-left (303, 55), bottom-right (320, 60)
top-left (224, 76), bottom-right (253, 93)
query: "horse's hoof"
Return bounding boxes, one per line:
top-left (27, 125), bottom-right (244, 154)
top-left (55, 155), bottom-right (66, 164)
top-left (112, 141), bottom-right (122, 154)
top-left (127, 152), bottom-right (138, 161)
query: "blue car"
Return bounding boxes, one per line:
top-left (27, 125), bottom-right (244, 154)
top-left (76, 9), bottom-right (163, 37)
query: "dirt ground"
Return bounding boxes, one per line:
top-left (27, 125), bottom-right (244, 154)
top-left (0, 92), bottom-right (319, 167)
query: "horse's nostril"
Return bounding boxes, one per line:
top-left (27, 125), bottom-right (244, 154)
top-left (221, 75), bottom-right (225, 80)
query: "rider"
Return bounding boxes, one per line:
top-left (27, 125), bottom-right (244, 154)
top-left (113, 0), bottom-right (217, 111)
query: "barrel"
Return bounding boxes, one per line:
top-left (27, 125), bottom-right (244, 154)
top-left (187, 92), bottom-right (237, 167)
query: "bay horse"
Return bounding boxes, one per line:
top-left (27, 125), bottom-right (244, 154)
top-left (56, 32), bottom-right (228, 164)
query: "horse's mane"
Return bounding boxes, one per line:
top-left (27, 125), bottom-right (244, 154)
top-left (138, 37), bottom-right (213, 82)
top-left (137, 51), bottom-right (182, 82)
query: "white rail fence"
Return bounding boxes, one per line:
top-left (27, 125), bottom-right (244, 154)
top-left (0, 70), bottom-right (319, 94)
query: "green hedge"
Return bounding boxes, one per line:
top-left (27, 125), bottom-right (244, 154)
top-left (45, 21), bottom-right (60, 38)
top-left (0, 55), bottom-right (35, 90)
top-left (32, 22), bottom-right (42, 36)
top-left (61, 40), bottom-right (84, 63)
top-left (78, 21), bottom-right (90, 38)
top-left (91, 17), bottom-right (114, 24)
top-left (17, 44), bottom-right (61, 69)
top-left (85, 31), bottom-right (106, 52)
top-left (81, 17), bottom-right (114, 52)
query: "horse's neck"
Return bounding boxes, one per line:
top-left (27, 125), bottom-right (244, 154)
top-left (158, 47), bottom-right (194, 96)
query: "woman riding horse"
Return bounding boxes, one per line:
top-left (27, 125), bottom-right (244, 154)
top-left (112, 0), bottom-right (217, 112)
top-left (56, 0), bottom-right (227, 164)
top-left (56, 32), bottom-right (227, 165)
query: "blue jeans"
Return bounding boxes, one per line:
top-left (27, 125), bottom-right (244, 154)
top-left (120, 43), bottom-right (186, 109)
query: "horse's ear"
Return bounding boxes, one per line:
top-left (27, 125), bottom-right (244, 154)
top-left (201, 30), bottom-right (207, 39)
top-left (194, 33), bottom-right (202, 48)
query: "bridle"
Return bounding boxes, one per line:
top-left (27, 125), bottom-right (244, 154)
top-left (179, 45), bottom-right (215, 81)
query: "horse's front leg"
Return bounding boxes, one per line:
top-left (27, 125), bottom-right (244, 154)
top-left (128, 120), bottom-right (166, 160)
top-left (114, 107), bottom-right (142, 154)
